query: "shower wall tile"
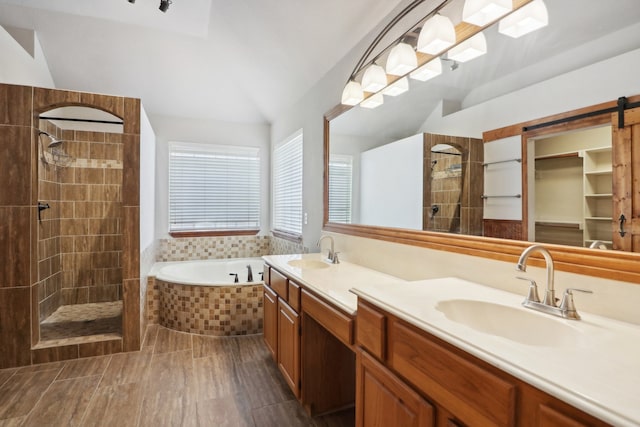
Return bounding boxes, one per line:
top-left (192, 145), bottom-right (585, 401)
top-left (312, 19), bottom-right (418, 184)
top-left (80, 93), bottom-right (125, 119)
top-left (104, 169), bottom-right (122, 185)
top-left (123, 207), bottom-right (140, 280)
top-left (123, 98), bottom-right (141, 135)
top-left (122, 278), bottom-right (140, 352)
top-left (78, 338), bottom-right (123, 358)
top-left (75, 168), bottom-right (103, 184)
top-left (31, 284), bottom-right (40, 346)
top-left (122, 134), bottom-right (140, 207)
top-left (31, 344), bottom-right (79, 365)
top-left (0, 84), bottom-right (32, 126)
top-left (76, 131), bottom-right (105, 143)
top-left (0, 207), bottom-right (31, 288)
top-left (61, 184), bottom-right (88, 201)
top-left (0, 126), bottom-right (32, 206)
top-left (33, 88), bottom-right (81, 113)
top-left (0, 287), bottom-right (31, 369)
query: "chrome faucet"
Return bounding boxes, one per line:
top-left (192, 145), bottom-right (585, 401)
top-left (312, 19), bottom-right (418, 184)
top-left (246, 265), bottom-right (253, 282)
top-left (317, 235), bottom-right (339, 264)
top-left (516, 244), bottom-right (556, 306)
top-left (589, 240), bottom-right (608, 250)
top-left (516, 244), bottom-right (592, 320)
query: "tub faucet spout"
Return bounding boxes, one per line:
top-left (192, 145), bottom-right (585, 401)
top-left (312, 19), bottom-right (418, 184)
top-left (246, 265), bottom-right (253, 282)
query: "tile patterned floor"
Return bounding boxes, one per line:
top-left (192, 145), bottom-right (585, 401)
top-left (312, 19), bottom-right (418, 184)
top-left (39, 302), bottom-right (122, 344)
top-left (0, 326), bottom-right (354, 427)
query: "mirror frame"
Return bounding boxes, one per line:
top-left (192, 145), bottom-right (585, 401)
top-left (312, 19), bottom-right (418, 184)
top-left (323, 96), bottom-right (640, 285)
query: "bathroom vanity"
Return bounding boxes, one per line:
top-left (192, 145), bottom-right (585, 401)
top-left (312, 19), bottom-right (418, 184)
top-left (263, 253), bottom-right (640, 426)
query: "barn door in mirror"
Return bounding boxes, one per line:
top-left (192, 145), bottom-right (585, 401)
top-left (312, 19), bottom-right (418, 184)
top-left (612, 107), bottom-right (640, 252)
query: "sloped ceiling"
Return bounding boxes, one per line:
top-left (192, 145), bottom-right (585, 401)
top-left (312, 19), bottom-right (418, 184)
top-left (0, 0), bottom-right (404, 123)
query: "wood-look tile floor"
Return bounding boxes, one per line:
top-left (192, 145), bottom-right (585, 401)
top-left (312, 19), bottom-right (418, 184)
top-left (0, 325), bottom-right (354, 427)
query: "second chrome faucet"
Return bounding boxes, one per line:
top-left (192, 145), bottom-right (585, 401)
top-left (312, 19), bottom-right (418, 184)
top-left (516, 244), bottom-right (592, 320)
top-left (318, 235), bottom-right (340, 264)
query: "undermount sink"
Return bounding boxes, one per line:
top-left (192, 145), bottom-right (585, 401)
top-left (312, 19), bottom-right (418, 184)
top-left (287, 259), bottom-right (331, 270)
top-left (435, 299), bottom-right (584, 347)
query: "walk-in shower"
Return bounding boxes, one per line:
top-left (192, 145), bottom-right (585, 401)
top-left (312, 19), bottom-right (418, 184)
top-left (36, 107), bottom-right (126, 343)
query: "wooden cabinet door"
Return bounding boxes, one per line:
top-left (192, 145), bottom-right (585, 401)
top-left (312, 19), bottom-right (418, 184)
top-left (278, 298), bottom-right (300, 398)
top-left (612, 107), bottom-right (640, 251)
top-left (263, 285), bottom-right (278, 360)
top-left (357, 350), bottom-right (434, 427)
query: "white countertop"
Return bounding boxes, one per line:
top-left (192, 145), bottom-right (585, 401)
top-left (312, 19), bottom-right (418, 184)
top-left (262, 253), bottom-right (405, 314)
top-left (352, 278), bottom-right (640, 427)
top-left (262, 254), bottom-right (640, 426)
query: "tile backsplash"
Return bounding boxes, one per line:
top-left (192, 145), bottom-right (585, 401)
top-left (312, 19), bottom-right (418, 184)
top-left (156, 234), bottom-right (306, 262)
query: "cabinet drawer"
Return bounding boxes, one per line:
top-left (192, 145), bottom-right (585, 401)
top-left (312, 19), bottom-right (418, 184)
top-left (389, 319), bottom-right (516, 427)
top-left (302, 289), bottom-right (354, 346)
top-left (357, 300), bottom-right (386, 361)
top-left (288, 280), bottom-right (301, 313)
top-left (270, 268), bottom-right (288, 300)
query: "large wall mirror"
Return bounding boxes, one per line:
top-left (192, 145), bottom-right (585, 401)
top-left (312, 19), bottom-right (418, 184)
top-left (324, 0), bottom-right (640, 283)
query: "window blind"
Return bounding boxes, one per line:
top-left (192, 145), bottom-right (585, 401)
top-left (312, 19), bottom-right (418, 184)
top-left (273, 131), bottom-right (303, 236)
top-left (169, 142), bottom-right (260, 232)
top-left (328, 154), bottom-right (353, 223)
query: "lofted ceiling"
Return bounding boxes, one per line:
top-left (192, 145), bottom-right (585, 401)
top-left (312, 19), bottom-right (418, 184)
top-left (0, 0), bottom-right (404, 123)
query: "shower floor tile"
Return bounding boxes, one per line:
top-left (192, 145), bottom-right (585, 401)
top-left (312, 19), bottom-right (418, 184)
top-left (39, 301), bottom-right (122, 344)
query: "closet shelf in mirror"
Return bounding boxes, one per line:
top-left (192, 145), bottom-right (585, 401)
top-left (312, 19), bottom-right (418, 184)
top-left (584, 170), bottom-right (612, 176)
top-left (482, 158), bottom-right (521, 166)
top-left (534, 221), bottom-right (581, 228)
top-left (585, 217), bottom-right (612, 221)
top-left (585, 193), bottom-right (613, 198)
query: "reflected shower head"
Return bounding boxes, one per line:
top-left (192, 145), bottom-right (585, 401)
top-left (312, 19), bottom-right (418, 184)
top-left (38, 131), bottom-right (64, 148)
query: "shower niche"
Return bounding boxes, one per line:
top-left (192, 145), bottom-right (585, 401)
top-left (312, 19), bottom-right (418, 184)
top-left (36, 107), bottom-right (126, 343)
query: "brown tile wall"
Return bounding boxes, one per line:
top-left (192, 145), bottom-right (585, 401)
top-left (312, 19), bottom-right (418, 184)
top-left (0, 83), bottom-right (141, 368)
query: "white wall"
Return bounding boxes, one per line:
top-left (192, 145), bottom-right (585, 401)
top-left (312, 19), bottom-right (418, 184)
top-left (139, 105), bottom-right (156, 252)
top-left (150, 115), bottom-right (270, 239)
top-left (360, 134), bottom-right (423, 229)
top-left (0, 25), bottom-right (54, 87)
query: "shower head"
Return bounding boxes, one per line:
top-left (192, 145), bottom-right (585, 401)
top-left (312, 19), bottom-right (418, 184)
top-left (38, 131), bottom-right (64, 148)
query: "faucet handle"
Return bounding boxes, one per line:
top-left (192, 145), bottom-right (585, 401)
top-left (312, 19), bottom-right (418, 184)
top-left (516, 276), bottom-right (540, 303)
top-left (559, 288), bottom-right (593, 319)
top-left (331, 251), bottom-right (340, 264)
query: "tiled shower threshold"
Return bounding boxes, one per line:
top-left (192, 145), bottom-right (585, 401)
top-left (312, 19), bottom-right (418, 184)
top-left (35, 301), bottom-right (123, 348)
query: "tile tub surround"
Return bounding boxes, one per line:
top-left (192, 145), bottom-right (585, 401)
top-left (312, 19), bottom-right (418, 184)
top-left (157, 235), bottom-right (270, 262)
top-left (157, 280), bottom-right (263, 336)
top-left (156, 234), bottom-right (307, 263)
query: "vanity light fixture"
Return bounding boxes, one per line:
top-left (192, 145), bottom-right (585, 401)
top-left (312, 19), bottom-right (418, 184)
top-left (447, 32), bottom-right (487, 62)
top-left (159, 0), bottom-right (172, 12)
top-left (361, 64), bottom-right (388, 93)
top-left (360, 93), bottom-right (384, 109)
top-left (341, 81), bottom-right (365, 106)
top-left (498, 0), bottom-right (549, 38)
top-left (410, 57), bottom-right (443, 81)
top-left (382, 77), bottom-right (409, 96)
top-left (386, 43), bottom-right (418, 76)
top-left (462, 0), bottom-right (512, 26)
top-left (417, 14), bottom-right (456, 55)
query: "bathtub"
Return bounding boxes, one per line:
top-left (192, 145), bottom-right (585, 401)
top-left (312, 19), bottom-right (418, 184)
top-left (149, 258), bottom-right (265, 336)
